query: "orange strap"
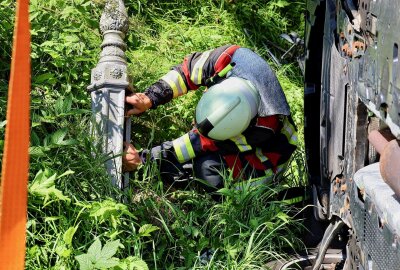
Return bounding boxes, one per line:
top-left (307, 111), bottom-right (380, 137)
top-left (0, 0), bottom-right (31, 269)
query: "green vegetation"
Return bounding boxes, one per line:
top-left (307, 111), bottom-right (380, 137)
top-left (0, 0), bottom-right (306, 269)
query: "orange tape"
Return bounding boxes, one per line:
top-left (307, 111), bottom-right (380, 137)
top-left (0, 0), bottom-right (31, 269)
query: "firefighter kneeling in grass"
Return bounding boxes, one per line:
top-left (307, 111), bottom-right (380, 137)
top-left (123, 44), bottom-right (297, 191)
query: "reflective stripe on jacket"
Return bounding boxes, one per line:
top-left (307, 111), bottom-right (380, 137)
top-left (144, 45), bottom-right (240, 108)
top-left (170, 115), bottom-right (297, 181)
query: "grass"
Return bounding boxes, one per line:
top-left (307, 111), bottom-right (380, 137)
top-left (0, 0), bottom-right (307, 269)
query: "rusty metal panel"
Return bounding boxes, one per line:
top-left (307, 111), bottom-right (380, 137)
top-left (353, 163), bottom-right (400, 270)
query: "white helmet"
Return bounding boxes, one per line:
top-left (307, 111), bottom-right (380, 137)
top-left (196, 77), bottom-right (260, 140)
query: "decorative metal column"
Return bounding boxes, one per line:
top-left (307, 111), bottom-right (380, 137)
top-left (87, 0), bottom-right (131, 189)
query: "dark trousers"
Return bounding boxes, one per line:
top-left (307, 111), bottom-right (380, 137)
top-left (146, 143), bottom-right (265, 191)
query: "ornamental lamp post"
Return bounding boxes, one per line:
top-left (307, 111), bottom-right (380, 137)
top-left (87, 0), bottom-right (131, 189)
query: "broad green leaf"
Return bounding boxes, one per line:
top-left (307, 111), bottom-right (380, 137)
top-left (124, 256), bottom-right (149, 270)
top-left (57, 169), bottom-right (74, 179)
top-left (29, 146), bottom-right (46, 156)
top-left (94, 257), bottom-right (119, 269)
top-left (99, 239), bottom-right (120, 259)
top-left (46, 188), bottom-right (70, 204)
top-left (57, 139), bottom-right (78, 146)
top-left (34, 73), bottom-right (55, 84)
top-left (27, 245), bottom-right (40, 257)
top-left (40, 40), bottom-right (55, 47)
top-left (60, 6), bottom-right (77, 19)
top-left (275, 211), bottom-right (289, 222)
top-left (75, 254), bottom-right (94, 270)
top-left (0, 120), bottom-right (6, 129)
top-left (273, 0), bottom-right (290, 8)
top-left (87, 238), bottom-right (102, 261)
top-left (41, 116), bottom-right (56, 123)
top-left (216, 188), bottom-right (234, 197)
top-left (51, 129), bottom-right (67, 145)
top-left (30, 112), bottom-right (41, 127)
top-left (30, 170), bottom-right (56, 190)
top-left (47, 50), bottom-right (61, 60)
top-left (63, 225), bottom-right (79, 246)
top-left (89, 200), bottom-right (136, 228)
top-left (138, 224), bottom-right (159, 237)
top-left (111, 215), bottom-right (117, 229)
top-left (226, 244), bottom-right (239, 259)
top-left (56, 244), bottom-right (72, 258)
top-left (54, 95), bottom-right (73, 115)
top-left (55, 97), bottom-right (64, 115)
top-left (29, 170), bottom-right (71, 203)
top-left (59, 109), bottom-right (89, 116)
top-left (29, 11), bottom-right (40, 22)
top-left (63, 95), bottom-right (73, 113)
top-left (63, 35), bottom-right (80, 43)
top-left (30, 130), bottom-right (41, 146)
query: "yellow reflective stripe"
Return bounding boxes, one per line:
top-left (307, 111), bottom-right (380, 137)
top-left (177, 73), bottom-right (188, 95)
top-left (161, 75), bottom-right (179, 98)
top-left (161, 70), bottom-right (188, 98)
top-left (190, 50), bottom-right (211, 85)
top-left (172, 134), bottom-right (196, 163)
top-left (281, 118), bottom-right (298, 146)
top-left (173, 139), bottom-right (185, 163)
top-left (255, 147), bottom-right (268, 162)
top-left (230, 135), bottom-right (252, 152)
top-left (183, 133), bottom-right (195, 159)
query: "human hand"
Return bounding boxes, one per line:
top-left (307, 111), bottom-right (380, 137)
top-left (125, 93), bottom-right (152, 116)
top-left (122, 142), bottom-right (142, 172)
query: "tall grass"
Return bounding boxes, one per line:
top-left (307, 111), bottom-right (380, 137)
top-left (0, 0), bottom-right (306, 269)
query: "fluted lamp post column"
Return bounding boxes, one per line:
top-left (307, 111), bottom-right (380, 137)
top-left (87, 0), bottom-right (131, 189)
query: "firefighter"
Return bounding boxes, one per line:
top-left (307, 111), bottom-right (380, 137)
top-left (123, 44), bottom-right (297, 190)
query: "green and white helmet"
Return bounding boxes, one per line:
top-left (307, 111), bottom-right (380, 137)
top-left (196, 77), bottom-right (260, 140)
